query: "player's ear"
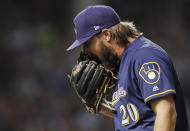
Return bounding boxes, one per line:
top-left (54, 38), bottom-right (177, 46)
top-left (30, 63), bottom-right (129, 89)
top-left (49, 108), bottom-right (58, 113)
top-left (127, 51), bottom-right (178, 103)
top-left (101, 29), bottom-right (111, 42)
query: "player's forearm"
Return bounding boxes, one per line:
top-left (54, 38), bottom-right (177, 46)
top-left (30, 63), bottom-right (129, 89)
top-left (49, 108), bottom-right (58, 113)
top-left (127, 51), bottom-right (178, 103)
top-left (154, 110), bottom-right (176, 131)
top-left (150, 94), bottom-right (177, 131)
top-left (153, 103), bottom-right (177, 131)
top-left (99, 105), bottom-right (113, 118)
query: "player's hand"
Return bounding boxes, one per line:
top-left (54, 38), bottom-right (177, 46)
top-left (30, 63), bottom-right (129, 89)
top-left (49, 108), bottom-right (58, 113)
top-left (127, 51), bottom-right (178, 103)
top-left (68, 51), bottom-right (117, 114)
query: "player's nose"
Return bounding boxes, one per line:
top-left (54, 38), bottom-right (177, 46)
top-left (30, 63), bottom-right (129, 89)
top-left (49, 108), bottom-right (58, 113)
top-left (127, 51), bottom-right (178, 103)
top-left (83, 42), bottom-right (92, 54)
top-left (82, 46), bottom-right (89, 54)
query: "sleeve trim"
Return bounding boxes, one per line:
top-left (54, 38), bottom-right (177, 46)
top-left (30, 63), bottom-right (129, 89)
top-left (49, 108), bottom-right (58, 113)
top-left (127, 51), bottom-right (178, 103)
top-left (144, 89), bottom-right (176, 102)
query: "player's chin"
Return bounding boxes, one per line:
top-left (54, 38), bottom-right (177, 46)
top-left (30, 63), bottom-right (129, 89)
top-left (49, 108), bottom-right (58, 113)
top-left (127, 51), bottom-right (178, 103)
top-left (103, 60), bottom-right (120, 73)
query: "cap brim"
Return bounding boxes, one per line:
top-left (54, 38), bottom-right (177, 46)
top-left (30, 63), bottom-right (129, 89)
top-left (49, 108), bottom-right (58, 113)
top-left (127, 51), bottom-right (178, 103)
top-left (66, 36), bottom-right (93, 51)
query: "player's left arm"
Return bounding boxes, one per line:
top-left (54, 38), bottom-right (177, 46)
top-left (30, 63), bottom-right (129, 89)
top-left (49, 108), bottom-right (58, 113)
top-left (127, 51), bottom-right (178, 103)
top-left (99, 105), bottom-right (113, 118)
top-left (150, 94), bottom-right (177, 131)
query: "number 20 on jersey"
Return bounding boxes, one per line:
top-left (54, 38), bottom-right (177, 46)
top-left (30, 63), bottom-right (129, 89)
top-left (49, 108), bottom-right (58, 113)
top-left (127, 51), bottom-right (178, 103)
top-left (120, 103), bottom-right (139, 126)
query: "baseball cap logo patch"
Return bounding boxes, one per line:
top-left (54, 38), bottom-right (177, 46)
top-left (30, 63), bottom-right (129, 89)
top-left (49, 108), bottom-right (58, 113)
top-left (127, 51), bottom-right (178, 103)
top-left (94, 26), bottom-right (100, 30)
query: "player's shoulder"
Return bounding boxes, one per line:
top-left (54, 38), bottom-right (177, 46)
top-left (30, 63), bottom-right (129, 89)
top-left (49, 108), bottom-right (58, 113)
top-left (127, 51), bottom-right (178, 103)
top-left (133, 37), bottom-right (169, 61)
top-left (121, 36), bottom-right (172, 67)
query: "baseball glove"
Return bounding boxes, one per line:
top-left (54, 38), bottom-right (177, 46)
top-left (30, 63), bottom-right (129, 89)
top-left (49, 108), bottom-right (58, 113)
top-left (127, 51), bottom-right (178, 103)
top-left (68, 51), bottom-right (117, 114)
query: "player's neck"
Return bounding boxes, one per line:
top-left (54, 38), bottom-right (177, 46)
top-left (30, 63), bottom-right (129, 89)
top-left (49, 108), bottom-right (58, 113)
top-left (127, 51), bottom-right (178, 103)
top-left (128, 37), bottom-right (136, 44)
top-left (114, 37), bottom-right (136, 59)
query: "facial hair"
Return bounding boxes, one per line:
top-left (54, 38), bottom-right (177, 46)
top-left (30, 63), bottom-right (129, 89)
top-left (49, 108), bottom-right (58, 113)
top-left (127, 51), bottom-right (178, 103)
top-left (99, 41), bottom-right (120, 73)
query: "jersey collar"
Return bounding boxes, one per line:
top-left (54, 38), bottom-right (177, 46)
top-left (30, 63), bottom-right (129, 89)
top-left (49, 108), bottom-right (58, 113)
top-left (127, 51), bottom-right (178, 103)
top-left (121, 35), bottom-right (144, 58)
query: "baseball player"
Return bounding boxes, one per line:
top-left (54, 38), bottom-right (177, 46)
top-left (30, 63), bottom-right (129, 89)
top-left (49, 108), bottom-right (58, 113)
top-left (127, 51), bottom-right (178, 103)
top-left (67, 5), bottom-right (189, 131)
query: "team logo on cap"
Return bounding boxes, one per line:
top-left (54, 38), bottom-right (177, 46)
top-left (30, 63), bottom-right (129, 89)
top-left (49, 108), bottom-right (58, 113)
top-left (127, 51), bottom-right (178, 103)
top-left (139, 62), bottom-right (161, 84)
top-left (94, 26), bottom-right (100, 30)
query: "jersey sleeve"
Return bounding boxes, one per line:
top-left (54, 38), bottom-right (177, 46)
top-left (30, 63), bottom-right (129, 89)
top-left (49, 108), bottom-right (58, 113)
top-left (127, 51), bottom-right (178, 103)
top-left (135, 53), bottom-right (176, 103)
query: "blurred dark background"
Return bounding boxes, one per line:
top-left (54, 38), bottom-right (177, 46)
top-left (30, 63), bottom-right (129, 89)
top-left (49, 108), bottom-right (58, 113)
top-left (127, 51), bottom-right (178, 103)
top-left (0, 0), bottom-right (189, 131)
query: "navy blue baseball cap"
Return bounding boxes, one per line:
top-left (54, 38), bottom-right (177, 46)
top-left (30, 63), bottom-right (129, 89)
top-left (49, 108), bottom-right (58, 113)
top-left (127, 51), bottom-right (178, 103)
top-left (66, 5), bottom-right (121, 51)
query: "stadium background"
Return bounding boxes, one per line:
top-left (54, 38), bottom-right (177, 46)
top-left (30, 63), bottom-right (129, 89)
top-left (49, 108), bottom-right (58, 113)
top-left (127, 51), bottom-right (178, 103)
top-left (0, 0), bottom-right (189, 130)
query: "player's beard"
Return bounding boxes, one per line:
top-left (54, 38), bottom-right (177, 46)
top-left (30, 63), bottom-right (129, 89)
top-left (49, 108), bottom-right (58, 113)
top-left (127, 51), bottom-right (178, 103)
top-left (99, 41), bottom-right (120, 73)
